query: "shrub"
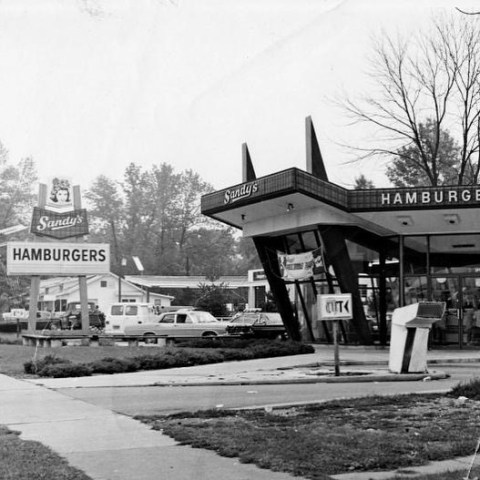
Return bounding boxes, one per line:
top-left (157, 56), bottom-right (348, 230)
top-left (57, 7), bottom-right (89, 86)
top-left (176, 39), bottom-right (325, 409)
top-left (24, 341), bottom-right (314, 378)
top-left (89, 357), bottom-right (140, 374)
top-left (24, 355), bottom-right (69, 375)
top-left (39, 363), bottom-right (93, 378)
top-left (448, 377), bottom-right (480, 400)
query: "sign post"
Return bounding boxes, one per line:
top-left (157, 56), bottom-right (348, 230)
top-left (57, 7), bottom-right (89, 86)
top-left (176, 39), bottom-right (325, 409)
top-left (317, 293), bottom-right (353, 376)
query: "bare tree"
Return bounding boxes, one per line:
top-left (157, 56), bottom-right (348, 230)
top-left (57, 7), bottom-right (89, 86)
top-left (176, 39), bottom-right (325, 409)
top-left (341, 15), bottom-right (480, 186)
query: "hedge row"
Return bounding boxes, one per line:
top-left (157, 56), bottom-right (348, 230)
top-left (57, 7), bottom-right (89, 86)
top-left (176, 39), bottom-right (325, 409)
top-left (24, 340), bottom-right (315, 378)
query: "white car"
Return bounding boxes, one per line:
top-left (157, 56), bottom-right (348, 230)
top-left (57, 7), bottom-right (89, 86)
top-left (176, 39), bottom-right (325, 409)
top-left (123, 309), bottom-right (226, 341)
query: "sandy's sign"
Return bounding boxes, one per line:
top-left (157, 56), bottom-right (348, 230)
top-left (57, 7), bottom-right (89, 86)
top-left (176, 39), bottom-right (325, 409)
top-left (45, 177), bottom-right (74, 213)
top-left (30, 207), bottom-right (89, 239)
top-left (6, 242), bottom-right (110, 276)
top-left (29, 177), bottom-right (89, 239)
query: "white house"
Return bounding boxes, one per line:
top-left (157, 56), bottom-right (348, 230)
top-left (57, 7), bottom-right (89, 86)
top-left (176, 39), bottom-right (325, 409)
top-left (38, 273), bottom-right (173, 314)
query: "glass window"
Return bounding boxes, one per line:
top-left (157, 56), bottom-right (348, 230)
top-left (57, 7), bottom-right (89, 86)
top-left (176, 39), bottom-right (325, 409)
top-left (111, 305), bottom-right (123, 315)
top-left (300, 231), bottom-right (319, 251)
top-left (404, 276), bottom-right (428, 304)
top-left (284, 234), bottom-right (302, 253)
top-left (404, 236), bottom-right (428, 274)
top-left (160, 314), bottom-right (175, 324)
top-left (125, 305), bottom-right (138, 316)
top-left (176, 314), bottom-right (187, 324)
top-left (101, 281), bottom-right (107, 287)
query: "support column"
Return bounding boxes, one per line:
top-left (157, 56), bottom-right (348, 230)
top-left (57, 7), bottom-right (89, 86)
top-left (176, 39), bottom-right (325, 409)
top-left (79, 276), bottom-right (89, 334)
top-left (399, 236), bottom-right (405, 307)
top-left (318, 226), bottom-right (372, 344)
top-left (253, 236), bottom-right (301, 341)
top-left (28, 277), bottom-right (40, 332)
top-left (379, 249), bottom-right (388, 345)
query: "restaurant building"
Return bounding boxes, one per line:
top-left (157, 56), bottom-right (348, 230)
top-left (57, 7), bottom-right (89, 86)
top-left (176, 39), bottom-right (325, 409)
top-left (201, 117), bottom-right (480, 347)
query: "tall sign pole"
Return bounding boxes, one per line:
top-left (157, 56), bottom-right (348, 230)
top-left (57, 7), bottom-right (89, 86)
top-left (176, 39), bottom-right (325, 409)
top-left (27, 184), bottom-right (47, 332)
top-left (318, 293), bottom-right (353, 376)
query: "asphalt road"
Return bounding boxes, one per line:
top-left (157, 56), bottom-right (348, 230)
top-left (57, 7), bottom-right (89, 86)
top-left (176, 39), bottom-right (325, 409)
top-left (57, 362), bottom-right (480, 417)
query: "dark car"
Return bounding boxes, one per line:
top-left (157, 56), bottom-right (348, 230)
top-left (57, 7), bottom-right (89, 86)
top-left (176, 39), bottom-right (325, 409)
top-left (226, 312), bottom-right (287, 340)
top-left (51, 302), bottom-right (105, 331)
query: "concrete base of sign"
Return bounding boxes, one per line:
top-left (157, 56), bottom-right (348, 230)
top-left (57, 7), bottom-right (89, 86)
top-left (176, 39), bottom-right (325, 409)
top-left (98, 335), bottom-right (169, 347)
top-left (22, 333), bottom-right (91, 348)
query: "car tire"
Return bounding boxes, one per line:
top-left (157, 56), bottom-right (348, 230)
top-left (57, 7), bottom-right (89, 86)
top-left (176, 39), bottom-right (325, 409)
top-left (143, 333), bottom-right (157, 344)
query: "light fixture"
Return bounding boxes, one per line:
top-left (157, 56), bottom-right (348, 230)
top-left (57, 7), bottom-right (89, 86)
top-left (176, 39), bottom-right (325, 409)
top-left (241, 214), bottom-right (246, 221)
top-left (444, 214), bottom-right (460, 225)
top-left (287, 203), bottom-right (294, 212)
top-left (397, 215), bottom-right (413, 226)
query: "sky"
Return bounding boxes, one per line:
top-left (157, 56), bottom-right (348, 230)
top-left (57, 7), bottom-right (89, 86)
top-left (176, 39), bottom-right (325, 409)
top-left (0, 0), bottom-right (478, 193)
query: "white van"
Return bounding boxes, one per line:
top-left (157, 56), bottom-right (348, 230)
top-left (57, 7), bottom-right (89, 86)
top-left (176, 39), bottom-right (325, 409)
top-left (104, 303), bottom-right (158, 335)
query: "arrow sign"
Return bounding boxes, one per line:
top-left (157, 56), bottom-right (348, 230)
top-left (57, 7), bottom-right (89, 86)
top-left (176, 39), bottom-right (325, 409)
top-left (317, 294), bottom-right (353, 320)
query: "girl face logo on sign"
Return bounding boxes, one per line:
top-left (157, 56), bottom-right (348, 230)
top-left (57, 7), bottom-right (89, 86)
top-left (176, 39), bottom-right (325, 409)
top-left (46, 177), bottom-right (74, 212)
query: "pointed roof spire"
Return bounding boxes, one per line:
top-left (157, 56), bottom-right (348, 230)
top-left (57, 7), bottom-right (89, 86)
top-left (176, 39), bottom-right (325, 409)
top-left (306, 116), bottom-right (328, 181)
top-left (242, 143), bottom-right (257, 182)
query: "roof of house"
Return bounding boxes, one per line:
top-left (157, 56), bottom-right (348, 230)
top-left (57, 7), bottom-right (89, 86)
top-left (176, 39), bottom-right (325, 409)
top-left (40, 273), bottom-right (174, 299)
top-left (124, 275), bottom-right (253, 289)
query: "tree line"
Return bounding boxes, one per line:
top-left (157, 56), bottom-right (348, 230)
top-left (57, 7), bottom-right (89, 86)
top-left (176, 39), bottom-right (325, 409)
top-left (84, 162), bottom-right (260, 277)
top-left (0, 151), bottom-right (260, 310)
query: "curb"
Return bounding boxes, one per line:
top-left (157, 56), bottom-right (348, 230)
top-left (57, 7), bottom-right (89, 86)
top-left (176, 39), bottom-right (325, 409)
top-left (150, 370), bottom-right (449, 387)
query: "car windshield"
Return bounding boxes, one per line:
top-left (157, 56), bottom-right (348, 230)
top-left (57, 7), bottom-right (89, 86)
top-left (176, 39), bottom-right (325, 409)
top-left (189, 311), bottom-right (218, 323)
top-left (230, 313), bottom-right (283, 325)
top-left (229, 314), bottom-right (258, 325)
top-left (262, 313), bottom-right (283, 325)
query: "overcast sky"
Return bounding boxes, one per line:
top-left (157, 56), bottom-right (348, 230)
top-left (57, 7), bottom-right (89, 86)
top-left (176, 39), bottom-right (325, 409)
top-left (0, 0), bottom-right (477, 193)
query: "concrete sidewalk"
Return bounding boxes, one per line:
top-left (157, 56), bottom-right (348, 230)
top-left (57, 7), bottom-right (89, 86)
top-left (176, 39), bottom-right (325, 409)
top-left (2, 345), bottom-right (480, 480)
top-left (0, 373), bottom-right (304, 480)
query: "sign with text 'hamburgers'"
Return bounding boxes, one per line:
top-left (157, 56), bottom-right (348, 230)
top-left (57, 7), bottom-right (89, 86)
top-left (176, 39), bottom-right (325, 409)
top-left (30, 207), bottom-right (89, 239)
top-left (7, 242), bottom-right (110, 276)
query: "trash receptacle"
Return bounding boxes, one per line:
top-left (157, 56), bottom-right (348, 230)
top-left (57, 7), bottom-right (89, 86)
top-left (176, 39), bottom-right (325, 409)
top-left (389, 302), bottom-right (446, 374)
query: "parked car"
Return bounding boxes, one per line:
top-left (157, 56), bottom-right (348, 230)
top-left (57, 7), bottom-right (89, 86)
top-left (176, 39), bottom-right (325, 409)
top-left (104, 303), bottom-right (159, 335)
top-left (226, 312), bottom-right (287, 340)
top-left (123, 309), bottom-right (226, 341)
top-left (51, 302), bottom-right (105, 331)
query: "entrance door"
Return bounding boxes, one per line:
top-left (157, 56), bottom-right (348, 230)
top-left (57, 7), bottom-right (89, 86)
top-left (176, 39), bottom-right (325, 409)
top-left (431, 275), bottom-right (480, 347)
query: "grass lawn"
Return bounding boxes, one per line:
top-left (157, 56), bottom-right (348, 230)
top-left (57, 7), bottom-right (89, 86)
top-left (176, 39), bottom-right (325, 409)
top-left (138, 393), bottom-right (480, 480)
top-left (0, 426), bottom-right (91, 480)
top-left (0, 342), bottom-right (156, 377)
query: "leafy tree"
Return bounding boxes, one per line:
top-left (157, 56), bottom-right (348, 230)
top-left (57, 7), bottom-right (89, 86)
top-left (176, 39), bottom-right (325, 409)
top-left (84, 175), bottom-right (123, 265)
top-left (184, 228), bottom-right (238, 278)
top-left (194, 283), bottom-right (232, 317)
top-left (386, 120), bottom-right (460, 187)
top-left (353, 174), bottom-right (375, 189)
top-left (233, 236), bottom-right (262, 273)
top-left (0, 153), bottom-right (37, 228)
top-left (86, 163), bottom-right (252, 277)
top-left (341, 15), bottom-right (480, 186)
top-left (0, 142), bottom-right (38, 312)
